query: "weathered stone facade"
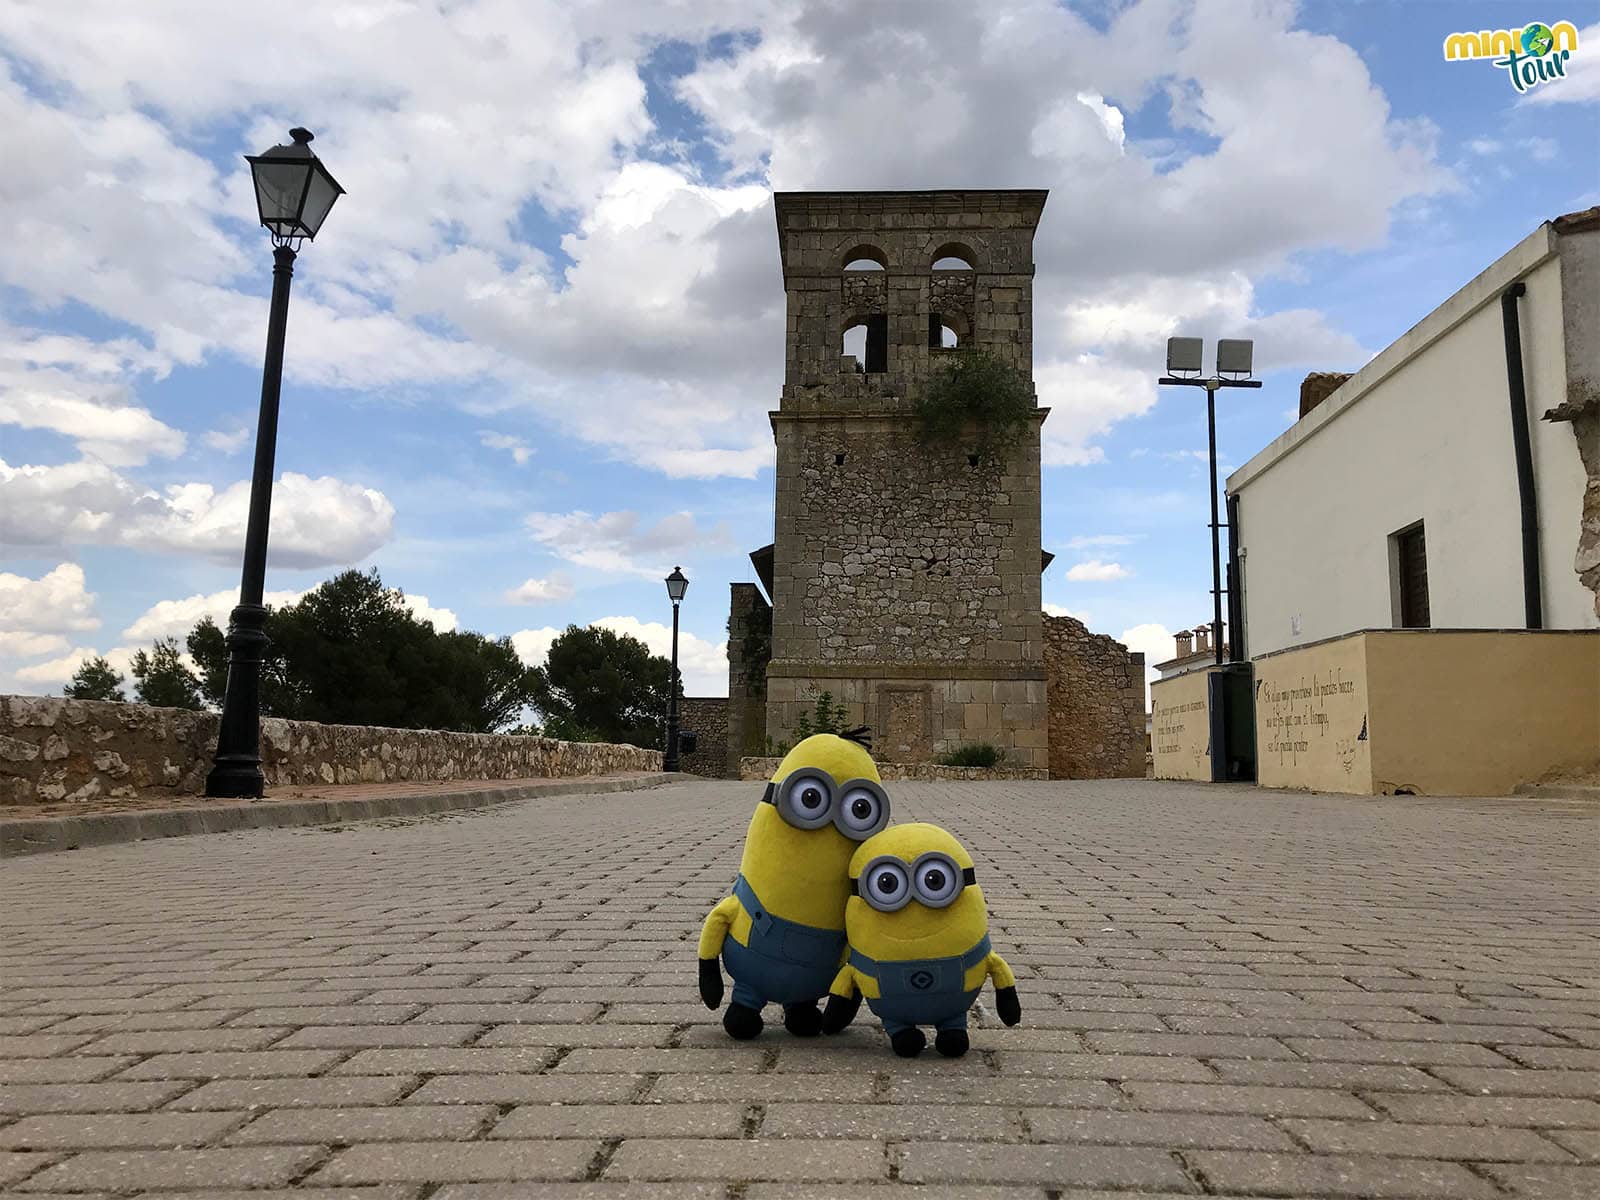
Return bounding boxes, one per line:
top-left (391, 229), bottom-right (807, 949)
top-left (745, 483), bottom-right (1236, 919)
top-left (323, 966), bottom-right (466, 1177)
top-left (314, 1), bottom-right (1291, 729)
top-left (1043, 615), bottom-right (1147, 779)
top-left (0, 695), bottom-right (662, 805)
top-left (760, 190), bottom-right (1051, 769)
top-left (725, 583), bottom-right (771, 776)
top-left (677, 696), bottom-right (730, 778)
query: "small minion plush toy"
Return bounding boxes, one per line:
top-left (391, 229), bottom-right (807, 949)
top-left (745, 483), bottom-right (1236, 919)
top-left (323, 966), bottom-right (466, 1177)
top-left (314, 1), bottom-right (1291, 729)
top-left (821, 822), bottom-right (1020, 1057)
top-left (698, 733), bottom-right (891, 1040)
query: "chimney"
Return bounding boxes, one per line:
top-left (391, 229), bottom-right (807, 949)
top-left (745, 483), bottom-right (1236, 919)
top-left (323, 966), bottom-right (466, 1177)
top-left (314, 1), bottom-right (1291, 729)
top-left (1174, 629), bottom-right (1193, 658)
top-left (1194, 625), bottom-right (1210, 654)
top-left (1299, 372), bottom-right (1352, 419)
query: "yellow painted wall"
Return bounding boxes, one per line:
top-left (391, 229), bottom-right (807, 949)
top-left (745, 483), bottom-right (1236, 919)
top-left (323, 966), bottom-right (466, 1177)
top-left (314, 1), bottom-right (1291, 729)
top-left (1151, 669), bottom-right (1213, 782)
top-left (1254, 634), bottom-right (1372, 793)
top-left (1254, 630), bottom-right (1600, 795)
top-left (1365, 631), bottom-right (1600, 796)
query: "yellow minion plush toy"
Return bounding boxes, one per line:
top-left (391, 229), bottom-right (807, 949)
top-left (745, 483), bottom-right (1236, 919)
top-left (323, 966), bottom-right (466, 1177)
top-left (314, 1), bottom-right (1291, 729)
top-left (821, 822), bottom-right (1020, 1057)
top-left (698, 733), bottom-right (891, 1039)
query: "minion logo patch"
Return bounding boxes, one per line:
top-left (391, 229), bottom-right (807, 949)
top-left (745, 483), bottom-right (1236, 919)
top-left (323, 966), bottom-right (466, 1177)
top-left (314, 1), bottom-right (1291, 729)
top-left (908, 969), bottom-right (936, 991)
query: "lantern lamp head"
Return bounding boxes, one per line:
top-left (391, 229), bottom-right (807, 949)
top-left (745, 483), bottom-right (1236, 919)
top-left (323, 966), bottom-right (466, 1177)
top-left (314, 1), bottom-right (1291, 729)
top-left (665, 567), bottom-right (689, 604)
top-left (246, 127), bottom-right (344, 247)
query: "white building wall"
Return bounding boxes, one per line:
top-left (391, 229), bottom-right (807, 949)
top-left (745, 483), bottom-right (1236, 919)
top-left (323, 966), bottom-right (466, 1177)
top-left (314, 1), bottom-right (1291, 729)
top-left (1230, 227), bottom-right (1595, 659)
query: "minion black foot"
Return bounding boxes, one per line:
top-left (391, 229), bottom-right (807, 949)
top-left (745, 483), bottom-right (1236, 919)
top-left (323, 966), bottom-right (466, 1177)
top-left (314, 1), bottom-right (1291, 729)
top-left (934, 1028), bottom-right (970, 1058)
top-left (890, 1028), bottom-right (927, 1058)
top-left (783, 1003), bottom-right (823, 1037)
top-left (723, 1003), bottom-right (764, 1040)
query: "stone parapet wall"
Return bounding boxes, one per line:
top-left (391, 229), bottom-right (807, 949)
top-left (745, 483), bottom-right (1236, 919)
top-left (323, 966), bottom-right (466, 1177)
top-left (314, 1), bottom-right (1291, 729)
top-left (739, 757), bottom-right (1048, 782)
top-left (677, 696), bottom-right (731, 778)
top-left (0, 695), bottom-right (662, 806)
top-left (1043, 615), bottom-right (1147, 779)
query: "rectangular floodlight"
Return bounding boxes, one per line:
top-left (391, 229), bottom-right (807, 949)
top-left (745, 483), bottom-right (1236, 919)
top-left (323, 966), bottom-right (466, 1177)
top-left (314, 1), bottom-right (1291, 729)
top-left (1216, 338), bottom-right (1254, 376)
top-left (1166, 337), bottom-right (1203, 374)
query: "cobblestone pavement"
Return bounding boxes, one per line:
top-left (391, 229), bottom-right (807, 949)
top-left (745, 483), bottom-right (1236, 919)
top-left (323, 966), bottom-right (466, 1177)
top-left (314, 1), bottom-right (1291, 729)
top-left (0, 779), bottom-right (1596, 1199)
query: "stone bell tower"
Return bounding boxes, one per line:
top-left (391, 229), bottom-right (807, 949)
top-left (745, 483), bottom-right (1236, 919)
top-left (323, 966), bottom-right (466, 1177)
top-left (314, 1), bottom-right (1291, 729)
top-left (761, 190), bottom-right (1051, 769)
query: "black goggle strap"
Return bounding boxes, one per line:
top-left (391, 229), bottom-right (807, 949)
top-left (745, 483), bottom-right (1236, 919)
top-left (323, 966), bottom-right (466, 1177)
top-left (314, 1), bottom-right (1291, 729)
top-left (853, 865), bottom-right (976, 897)
top-left (762, 782), bottom-right (776, 806)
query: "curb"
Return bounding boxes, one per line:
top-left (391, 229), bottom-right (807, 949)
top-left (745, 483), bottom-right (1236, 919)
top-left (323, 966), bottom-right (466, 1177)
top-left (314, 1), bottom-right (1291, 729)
top-left (0, 773), bottom-right (691, 858)
top-left (1512, 782), bottom-right (1600, 801)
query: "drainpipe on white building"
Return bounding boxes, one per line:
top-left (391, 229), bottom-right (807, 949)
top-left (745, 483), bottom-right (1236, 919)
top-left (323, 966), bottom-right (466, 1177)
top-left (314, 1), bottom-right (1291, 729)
top-left (1501, 281), bottom-right (1544, 629)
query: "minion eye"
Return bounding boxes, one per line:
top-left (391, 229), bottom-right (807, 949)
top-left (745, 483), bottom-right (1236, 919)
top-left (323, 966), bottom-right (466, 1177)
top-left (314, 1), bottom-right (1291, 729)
top-left (834, 780), bottom-right (890, 841)
top-left (775, 768), bottom-right (836, 830)
top-left (913, 853), bottom-right (962, 907)
top-left (860, 857), bottom-right (912, 911)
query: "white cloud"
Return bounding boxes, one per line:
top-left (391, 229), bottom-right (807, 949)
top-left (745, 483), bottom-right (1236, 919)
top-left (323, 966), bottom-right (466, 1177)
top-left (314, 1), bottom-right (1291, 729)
top-left (1066, 534), bottom-right (1134, 550)
top-left (0, 460), bottom-right (395, 568)
top-left (13, 645), bottom-right (107, 688)
top-left (0, 328), bottom-right (183, 466)
top-left (1118, 621), bottom-right (1175, 709)
top-left (204, 426), bottom-right (250, 454)
top-left (1066, 559), bottom-right (1131, 582)
top-left (480, 431), bottom-right (533, 465)
top-left (510, 626), bottom-right (564, 671)
top-left (0, 0), bottom-right (1438, 485)
top-left (509, 614), bottom-right (728, 696)
top-left (1044, 603), bottom-right (1091, 623)
top-left (525, 509), bottom-right (729, 579)
top-left (0, 563), bottom-right (99, 634)
top-left (1520, 23), bottom-right (1600, 105)
top-left (592, 615), bottom-right (728, 697)
top-left (122, 587), bottom-right (304, 641)
top-left (506, 576), bottom-right (575, 604)
top-left (0, 631), bottom-right (70, 659)
top-left (401, 593), bottom-right (458, 632)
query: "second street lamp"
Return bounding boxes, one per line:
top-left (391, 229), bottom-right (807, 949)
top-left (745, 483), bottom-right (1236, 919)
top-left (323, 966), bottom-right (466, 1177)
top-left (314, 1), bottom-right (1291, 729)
top-left (663, 567), bottom-right (688, 773)
top-left (205, 128), bottom-right (344, 799)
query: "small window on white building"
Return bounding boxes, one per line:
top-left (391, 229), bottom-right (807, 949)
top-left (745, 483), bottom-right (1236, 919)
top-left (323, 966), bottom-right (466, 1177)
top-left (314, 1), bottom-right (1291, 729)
top-left (1390, 521), bottom-right (1430, 629)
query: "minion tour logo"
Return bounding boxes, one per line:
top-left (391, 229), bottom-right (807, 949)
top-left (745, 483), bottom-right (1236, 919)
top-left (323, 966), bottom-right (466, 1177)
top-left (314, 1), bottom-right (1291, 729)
top-left (1443, 20), bottom-right (1580, 93)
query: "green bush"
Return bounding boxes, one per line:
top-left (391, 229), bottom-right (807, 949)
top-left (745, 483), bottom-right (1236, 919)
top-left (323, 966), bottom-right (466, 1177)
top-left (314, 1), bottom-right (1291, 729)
top-left (912, 349), bottom-right (1035, 462)
top-left (937, 743), bottom-right (1001, 768)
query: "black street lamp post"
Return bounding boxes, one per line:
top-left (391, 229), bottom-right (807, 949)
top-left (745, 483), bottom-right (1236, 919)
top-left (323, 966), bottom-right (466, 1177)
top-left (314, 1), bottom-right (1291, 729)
top-left (205, 128), bottom-right (344, 799)
top-left (663, 567), bottom-right (688, 773)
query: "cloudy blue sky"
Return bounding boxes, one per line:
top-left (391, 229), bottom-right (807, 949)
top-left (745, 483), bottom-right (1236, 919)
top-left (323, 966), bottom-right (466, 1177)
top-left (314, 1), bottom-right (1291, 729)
top-left (2, 0), bottom-right (1597, 702)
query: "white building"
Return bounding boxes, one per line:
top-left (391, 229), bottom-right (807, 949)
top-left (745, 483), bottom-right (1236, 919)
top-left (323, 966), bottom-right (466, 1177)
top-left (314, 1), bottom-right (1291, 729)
top-left (1227, 208), bottom-right (1600, 658)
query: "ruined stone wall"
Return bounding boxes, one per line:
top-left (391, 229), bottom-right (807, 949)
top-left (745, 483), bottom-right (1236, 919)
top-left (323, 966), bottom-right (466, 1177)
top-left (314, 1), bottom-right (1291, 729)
top-left (739, 757), bottom-right (1048, 782)
top-left (1043, 615), bottom-right (1147, 779)
top-left (725, 584), bottom-right (772, 776)
top-left (0, 695), bottom-right (662, 805)
top-left (677, 696), bottom-right (730, 778)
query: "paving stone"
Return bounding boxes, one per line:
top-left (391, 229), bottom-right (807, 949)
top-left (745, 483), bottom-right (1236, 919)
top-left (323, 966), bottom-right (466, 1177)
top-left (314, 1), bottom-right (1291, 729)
top-left (119, 1050), bottom-right (348, 1079)
top-left (18, 1146), bottom-right (322, 1191)
top-left (1188, 1150), bottom-right (1499, 1197)
top-left (0, 1155), bottom-right (57, 1187)
top-left (0, 1081), bottom-right (193, 1115)
top-left (276, 1024), bottom-right (481, 1049)
top-left (475, 1024), bottom-right (672, 1048)
top-left (1545, 1127), bottom-right (1600, 1159)
top-left (606, 1138), bottom-right (887, 1182)
top-left (887, 1076), bottom-right (1121, 1108)
top-left (228, 1104), bottom-right (494, 1144)
top-left (432, 1185), bottom-right (723, 1199)
top-left (1365, 1093), bottom-right (1600, 1127)
top-left (1209, 1059), bottom-right (1450, 1091)
top-left (762, 1103), bottom-right (1017, 1140)
top-left (492, 1103), bottom-right (743, 1139)
top-left (0, 1110), bottom-right (243, 1150)
top-left (1281, 1117), bottom-right (1575, 1160)
top-left (404, 1073), bottom-right (643, 1106)
top-left (313, 1139), bottom-right (601, 1183)
top-left (1121, 1082), bottom-right (1378, 1118)
top-left (1025, 1107), bottom-right (1294, 1149)
top-left (167, 1075), bottom-right (415, 1110)
top-left (993, 1052), bottom-right (1214, 1081)
top-left (1477, 1163), bottom-right (1600, 1198)
top-left (331, 1047), bottom-right (558, 1075)
top-left (556, 1048), bottom-right (764, 1074)
top-left (644, 1073), bottom-right (873, 1104)
top-left (894, 1142), bottom-right (1193, 1190)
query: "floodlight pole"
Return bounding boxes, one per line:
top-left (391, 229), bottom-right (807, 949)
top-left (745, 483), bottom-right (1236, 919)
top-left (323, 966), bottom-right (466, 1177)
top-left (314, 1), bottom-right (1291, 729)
top-left (1157, 374), bottom-right (1263, 667)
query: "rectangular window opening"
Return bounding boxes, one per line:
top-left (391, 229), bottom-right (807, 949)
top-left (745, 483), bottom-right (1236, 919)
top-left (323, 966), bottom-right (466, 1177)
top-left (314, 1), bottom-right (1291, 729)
top-left (1391, 521), bottom-right (1430, 629)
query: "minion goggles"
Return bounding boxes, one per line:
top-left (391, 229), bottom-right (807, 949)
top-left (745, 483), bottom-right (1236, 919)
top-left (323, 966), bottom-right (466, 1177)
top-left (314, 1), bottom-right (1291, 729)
top-left (762, 767), bottom-right (890, 841)
top-left (852, 852), bottom-right (976, 912)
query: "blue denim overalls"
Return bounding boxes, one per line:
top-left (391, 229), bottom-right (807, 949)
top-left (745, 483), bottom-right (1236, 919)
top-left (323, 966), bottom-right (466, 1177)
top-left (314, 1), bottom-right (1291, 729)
top-left (720, 874), bottom-right (848, 1010)
top-left (852, 935), bottom-right (992, 1036)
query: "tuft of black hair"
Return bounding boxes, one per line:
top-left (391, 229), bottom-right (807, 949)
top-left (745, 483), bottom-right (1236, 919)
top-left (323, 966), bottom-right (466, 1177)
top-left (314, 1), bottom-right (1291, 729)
top-left (839, 725), bottom-right (873, 750)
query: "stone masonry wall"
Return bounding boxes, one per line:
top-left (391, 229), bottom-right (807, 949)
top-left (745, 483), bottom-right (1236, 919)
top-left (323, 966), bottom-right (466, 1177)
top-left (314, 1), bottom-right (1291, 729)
top-left (0, 695), bottom-right (662, 806)
top-left (1044, 615), bottom-right (1147, 779)
top-left (739, 757), bottom-right (1047, 782)
top-left (725, 584), bottom-right (772, 777)
top-left (677, 696), bottom-right (730, 779)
